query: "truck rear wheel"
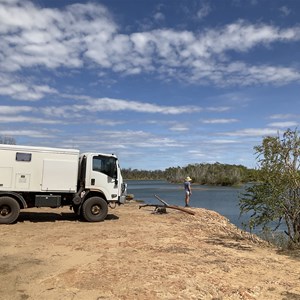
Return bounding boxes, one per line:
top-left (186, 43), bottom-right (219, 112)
top-left (0, 196), bottom-right (20, 224)
top-left (82, 197), bottom-right (108, 222)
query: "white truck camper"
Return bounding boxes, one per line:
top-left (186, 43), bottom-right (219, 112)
top-left (0, 144), bottom-right (127, 224)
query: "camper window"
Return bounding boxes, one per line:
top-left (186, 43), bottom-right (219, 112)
top-left (16, 152), bottom-right (32, 162)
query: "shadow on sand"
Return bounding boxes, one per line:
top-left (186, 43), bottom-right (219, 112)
top-left (16, 211), bottom-right (119, 223)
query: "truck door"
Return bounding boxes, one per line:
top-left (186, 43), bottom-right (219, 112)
top-left (87, 155), bottom-right (119, 201)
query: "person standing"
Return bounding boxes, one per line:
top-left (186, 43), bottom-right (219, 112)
top-left (184, 176), bottom-right (192, 207)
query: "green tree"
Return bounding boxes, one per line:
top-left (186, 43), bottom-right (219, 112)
top-left (0, 136), bottom-right (16, 145)
top-left (240, 128), bottom-right (300, 247)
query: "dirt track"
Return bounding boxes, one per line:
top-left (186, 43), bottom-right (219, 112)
top-left (1, 202), bottom-right (300, 300)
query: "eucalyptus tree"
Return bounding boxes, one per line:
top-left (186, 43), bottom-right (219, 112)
top-left (0, 136), bottom-right (16, 145)
top-left (240, 129), bottom-right (300, 247)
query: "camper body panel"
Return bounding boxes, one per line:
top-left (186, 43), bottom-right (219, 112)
top-left (0, 144), bottom-right (79, 193)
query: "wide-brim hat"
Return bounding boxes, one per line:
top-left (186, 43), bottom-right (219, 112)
top-left (185, 176), bottom-right (192, 181)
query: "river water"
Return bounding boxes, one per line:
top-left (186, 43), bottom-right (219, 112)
top-left (127, 180), bottom-right (250, 231)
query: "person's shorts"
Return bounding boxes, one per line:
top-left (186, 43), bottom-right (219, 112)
top-left (185, 191), bottom-right (190, 196)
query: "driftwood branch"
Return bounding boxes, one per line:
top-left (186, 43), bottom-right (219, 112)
top-left (139, 194), bottom-right (195, 215)
top-left (139, 203), bottom-right (167, 213)
top-left (154, 194), bottom-right (170, 206)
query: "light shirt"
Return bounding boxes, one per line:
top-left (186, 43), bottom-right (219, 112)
top-left (184, 181), bottom-right (191, 192)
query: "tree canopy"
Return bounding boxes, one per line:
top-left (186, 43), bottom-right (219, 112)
top-left (0, 136), bottom-right (16, 145)
top-left (123, 162), bottom-right (255, 186)
top-left (240, 128), bottom-right (300, 247)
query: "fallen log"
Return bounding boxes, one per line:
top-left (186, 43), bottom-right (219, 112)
top-left (139, 203), bottom-right (195, 215)
top-left (139, 195), bottom-right (195, 215)
top-left (154, 194), bottom-right (170, 206)
top-left (139, 204), bottom-right (167, 214)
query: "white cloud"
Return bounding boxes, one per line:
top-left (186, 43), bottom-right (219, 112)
top-left (169, 124), bottom-right (189, 131)
top-left (153, 12), bottom-right (165, 22)
top-left (0, 73), bottom-right (56, 100)
top-left (93, 130), bottom-right (180, 149)
top-left (0, 129), bottom-right (54, 138)
top-left (4, 96), bottom-right (202, 129)
top-left (268, 121), bottom-right (298, 128)
top-left (222, 128), bottom-right (279, 137)
top-left (247, 65), bottom-right (300, 85)
top-left (0, 1), bottom-right (115, 71)
top-left (94, 119), bottom-right (125, 126)
top-left (206, 139), bottom-right (237, 144)
top-left (269, 114), bottom-right (298, 120)
top-left (207, 106), bottom-right (231, 112)
top-left (0, 115), bottom-right (61, 124)
top-left (202, 118), bottom-right (238, 124)
top-left (188, 150), bottom-right (205, 157)
top-left (212, 21), bottom-right (299, 53)
top-left (84, 98), bottom-right (203, 115)
top-left (0, 105), bottom-right (33, 114)
top-left (0, 105), bottom-right (67, 124)
top-left (0, 0), bottom-right (299, 96)
top-left (196, 3), bottom-right (211, 20)
top-left (279, 6), bottom-right (291, 17)
top-left (188, 62), bottom-right (300, 86)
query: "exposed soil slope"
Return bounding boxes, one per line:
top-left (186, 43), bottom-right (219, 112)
top-left (1, 202), bottom-right (300, 300)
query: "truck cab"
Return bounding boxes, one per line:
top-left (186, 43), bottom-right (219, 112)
top-left (79, 152), bottom-right (126, 204)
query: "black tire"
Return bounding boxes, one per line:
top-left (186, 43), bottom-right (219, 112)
top-left (82, 197), bottom-right (108, 222)
top-left (0, 196), bottom-right (20, 224)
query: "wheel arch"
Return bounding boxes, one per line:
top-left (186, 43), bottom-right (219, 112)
top-left (83, 190), bottom-right (108, 203)
top-left (0, 192), bottom-right (27, 209)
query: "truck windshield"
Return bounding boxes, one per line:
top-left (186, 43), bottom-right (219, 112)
top-left (93, 155), bottom-right (117, 178)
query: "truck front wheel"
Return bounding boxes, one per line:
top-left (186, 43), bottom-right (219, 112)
top-left (82, 197), bottom-right (108, 222)
top-left (0, 196), bottom-right (20, 224)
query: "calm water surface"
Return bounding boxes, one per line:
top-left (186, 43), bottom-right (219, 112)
top-left (127, 180), bottom-right (249, 230)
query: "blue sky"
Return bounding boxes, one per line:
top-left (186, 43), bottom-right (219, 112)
top-left (0, 0), bottom-right (300, 170)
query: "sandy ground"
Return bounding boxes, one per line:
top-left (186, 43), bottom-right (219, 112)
top-left (1, 201), bottom-right (300, 300)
